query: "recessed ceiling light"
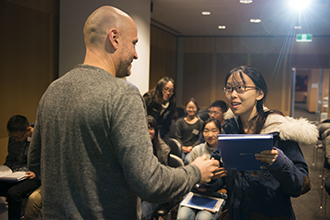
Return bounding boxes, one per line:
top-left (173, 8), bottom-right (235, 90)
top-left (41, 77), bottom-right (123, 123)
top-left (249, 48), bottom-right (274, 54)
top-left (218, 25), bottom-right (226, 29)
top-left (202, 11), bottom-right (211, 16)
top-left (240, 0), bottom-right (253, 4)
top-left (250, 18), bottom-right (261, 23)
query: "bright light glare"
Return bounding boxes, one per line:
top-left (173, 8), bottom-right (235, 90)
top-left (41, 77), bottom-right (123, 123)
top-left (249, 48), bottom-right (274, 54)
top-left (250, 19), bottom-right (261, 23)
top-left (202, 11), bottom-right (211, 16)
top-left (218, 25), bottom-right (226, 29)
top-left (289, 0), bottom-right (311, 11)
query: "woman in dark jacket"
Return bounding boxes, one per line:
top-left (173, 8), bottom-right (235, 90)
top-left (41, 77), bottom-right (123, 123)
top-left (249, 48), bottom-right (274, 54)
top-left (141, 115), bottom-right (171, 220)
top-left (143, 77), bottom-right (177, 144)
top-left (205, 66), bottom-right (317, 220)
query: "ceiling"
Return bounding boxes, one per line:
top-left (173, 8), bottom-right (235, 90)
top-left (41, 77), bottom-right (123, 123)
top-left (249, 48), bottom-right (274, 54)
top-left (150, 0), bottom-right (330, 37)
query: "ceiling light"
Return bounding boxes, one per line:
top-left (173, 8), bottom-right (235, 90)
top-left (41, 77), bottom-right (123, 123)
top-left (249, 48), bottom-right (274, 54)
top-left (289, 0), bottom-right (311, 11)
top-left (250, 19), bottom-right (261, 23)
top-left (202, 11), bottom-right (211, 16)
top-left (218, 25), bottom-right (226, 29)
top-left (240, 0), bottom-right (253, 4)
top-left (294, 26), bottom-right (302, 29)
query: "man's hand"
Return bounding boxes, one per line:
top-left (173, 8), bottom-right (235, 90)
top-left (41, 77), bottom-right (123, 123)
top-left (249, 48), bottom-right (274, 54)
top-left (25, 171), bottom-right (36, 179)
top-left (191, 155), bottom-right (221, 184)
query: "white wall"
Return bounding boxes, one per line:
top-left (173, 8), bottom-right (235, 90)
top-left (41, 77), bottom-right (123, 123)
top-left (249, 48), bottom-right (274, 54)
top-left (59, 0), bottom-right (150, 94)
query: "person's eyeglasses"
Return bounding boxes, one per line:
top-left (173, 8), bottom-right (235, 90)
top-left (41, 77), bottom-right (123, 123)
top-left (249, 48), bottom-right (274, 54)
top-left (209, 111), bottom-right (221, 116)
top-left (163, 87), bottom-right (174, 94)
top-left (223, 85), bottom-right (257, 94)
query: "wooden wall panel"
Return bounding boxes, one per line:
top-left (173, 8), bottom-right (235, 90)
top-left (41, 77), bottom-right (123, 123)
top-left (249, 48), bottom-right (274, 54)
top-left (182, 53), bottom-right (213, 108)
top-left (0, 0), bottom-right (59, 164)
top-left (149, 25), bottom-right (177, 90)
top-left (251, 53), bottom-right (288, 113)
top-left (215, 53), bottom-right (249, 102)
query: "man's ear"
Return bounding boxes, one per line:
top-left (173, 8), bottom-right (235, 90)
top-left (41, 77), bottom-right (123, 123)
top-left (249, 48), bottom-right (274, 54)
top-left (108, 28), bottom-right (119, 50)
top-left (256, 90), bottom-right (264, 101)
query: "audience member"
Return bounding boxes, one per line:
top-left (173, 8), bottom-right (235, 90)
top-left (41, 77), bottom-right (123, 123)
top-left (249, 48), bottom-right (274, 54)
top-left (141, 115), bottom-right (171, 220)
top-left (28, 6), bottom-right (221, 219)
top-left (0, 115), bottom-right (41, 220)
top-left (206, 65), bottom-right (317, 219)
top-left (143, 77), bottom-right (177, 144)
top-left (175, 99), bottom-right (204, 165)
top-left (177, 118), bottom-right (226, 220)
top-left (198, 100), bottom-right (227, 144)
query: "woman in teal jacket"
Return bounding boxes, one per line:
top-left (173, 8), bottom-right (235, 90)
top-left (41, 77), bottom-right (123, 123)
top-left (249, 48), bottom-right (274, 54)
top-left (206, 66), bottom-right (317, 220)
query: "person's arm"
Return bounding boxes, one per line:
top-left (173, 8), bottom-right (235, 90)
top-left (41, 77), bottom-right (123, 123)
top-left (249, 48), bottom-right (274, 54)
top-left (256, 140), bottom-right (310, 197)
top-left (111, 92), bottom-right (219, 203)
top-left (28, 102), bottom-right (43, 178)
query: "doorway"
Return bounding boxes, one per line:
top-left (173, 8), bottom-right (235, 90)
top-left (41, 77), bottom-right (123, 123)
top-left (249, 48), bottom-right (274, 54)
top-left (291, 68), bottom-right (330, 122)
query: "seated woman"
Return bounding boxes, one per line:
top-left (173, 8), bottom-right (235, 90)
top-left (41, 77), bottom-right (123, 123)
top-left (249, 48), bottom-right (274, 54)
top-left (176, 118), bottom-right (225, 220)
top-left (143, 77), bottom-right (177, 144)
top-left (141, 115), bottom-right (171, 220)
top-left (175, 99), bottom-right (204, 165)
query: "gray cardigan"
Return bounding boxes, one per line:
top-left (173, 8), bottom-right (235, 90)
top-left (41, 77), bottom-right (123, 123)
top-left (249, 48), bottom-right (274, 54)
top-left (28, 64), bottom-right (200, 219)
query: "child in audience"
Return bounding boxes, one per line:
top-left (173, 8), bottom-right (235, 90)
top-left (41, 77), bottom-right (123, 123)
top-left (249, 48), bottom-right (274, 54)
top-left (143, 77), bottom-right (177, 144)
top-left (206, 65), bottom-right (317, 220)
top-left (141, 115), bottom-right (171, 220)
top-left (177, 118), bottom-right (226, 220)
top-left (175, 99), bottom-right (203, 165)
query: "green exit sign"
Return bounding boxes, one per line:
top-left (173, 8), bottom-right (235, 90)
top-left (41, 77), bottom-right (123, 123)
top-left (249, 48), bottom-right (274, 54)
top-left (296, 34), bottom-right (312, 42)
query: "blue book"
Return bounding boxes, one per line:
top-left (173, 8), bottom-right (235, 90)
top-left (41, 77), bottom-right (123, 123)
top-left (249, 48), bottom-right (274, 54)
top-left (218, 134), bottom-right (274, 170)
top-left (180, 192), bottom-right (225, 213)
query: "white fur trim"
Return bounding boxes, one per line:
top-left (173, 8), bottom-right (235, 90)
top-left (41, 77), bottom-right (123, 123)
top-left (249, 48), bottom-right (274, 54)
top-left (224, 108), bottom-right (318, 145)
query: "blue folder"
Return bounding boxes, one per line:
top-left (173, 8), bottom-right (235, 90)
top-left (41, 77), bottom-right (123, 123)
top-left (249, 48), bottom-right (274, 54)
top-left (218, 134), bottom-right (273, 170)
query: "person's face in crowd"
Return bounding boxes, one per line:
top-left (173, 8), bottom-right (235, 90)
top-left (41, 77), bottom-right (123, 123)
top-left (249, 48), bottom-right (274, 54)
top-left (209, 107), bottom-right (224, 124)
top-left (162, 81), bottom-right (174, 102)
top-left (203, 121), bottom-right (220, 147)
top-left (148, 124), bottom-right (155, 141)
top-left (9, 129), bottom-right (28, 142)
top-left (186, 101), bottom-right (197, 117)
top-left (225, 72), bottom-right (264, 121)
top-left (117, 21), bottom-right (139, 78)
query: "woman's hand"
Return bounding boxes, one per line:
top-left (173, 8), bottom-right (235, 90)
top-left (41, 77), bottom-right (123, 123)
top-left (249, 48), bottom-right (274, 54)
top-left (255, 148), bottom-right (278, 164)
top-left (25, 171), bottom-right (36, 179)
top-left (182, 146), bottom-right (193, 153)
top-left (211, 166), bottom-right (227, 180)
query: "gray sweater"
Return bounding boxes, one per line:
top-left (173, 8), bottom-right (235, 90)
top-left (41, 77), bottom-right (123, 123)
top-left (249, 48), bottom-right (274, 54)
top-left (28, 65), bottom-right (200, 219)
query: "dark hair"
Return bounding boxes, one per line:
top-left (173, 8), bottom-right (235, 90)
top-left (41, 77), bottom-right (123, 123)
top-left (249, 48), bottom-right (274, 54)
top-left (154, 77), bottom-right (176, 104)
top-left (7, 115), bottom-right (29, 132)
top-left (202, 118), bottom-right (222, 134)
top-left (185, 98), bottom-right (199, 110)
top-left (224, 65), bottom-right (281, 134)
top-left (147, 115), bottom-right (160, 154)
top-left (210, 100), bottom-right (227, 113)
top-left (144, 77), bottom-right (177, 119)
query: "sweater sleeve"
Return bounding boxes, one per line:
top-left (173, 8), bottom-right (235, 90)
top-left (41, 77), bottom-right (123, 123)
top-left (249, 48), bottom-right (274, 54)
top-left (28, 104), bottom-right (43, 178)
top-left (111, 92), bottom-right (201, 203)
top-left (267, 140), bottom-right (310, 197)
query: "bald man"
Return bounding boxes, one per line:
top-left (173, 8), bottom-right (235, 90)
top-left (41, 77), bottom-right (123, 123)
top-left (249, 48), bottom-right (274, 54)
top-left (28, 6), bottom-right (222, 219)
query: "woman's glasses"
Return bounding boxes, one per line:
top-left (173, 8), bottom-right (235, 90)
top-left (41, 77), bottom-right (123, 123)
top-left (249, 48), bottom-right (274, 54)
top-left (223, 85), bottom-right (257, 94)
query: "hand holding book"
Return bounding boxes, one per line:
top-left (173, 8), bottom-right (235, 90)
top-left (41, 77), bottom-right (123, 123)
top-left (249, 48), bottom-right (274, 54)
top-left (255, 148), bottom-right (278, 165)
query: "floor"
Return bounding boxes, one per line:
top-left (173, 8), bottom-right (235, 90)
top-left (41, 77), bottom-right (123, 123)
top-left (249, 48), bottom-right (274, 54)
top-left (291, 102), bottom-right (329, 220)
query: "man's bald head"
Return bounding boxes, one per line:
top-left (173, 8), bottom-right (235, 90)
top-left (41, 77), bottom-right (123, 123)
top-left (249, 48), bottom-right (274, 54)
top-left (83, 6), bottom-right (133, 49)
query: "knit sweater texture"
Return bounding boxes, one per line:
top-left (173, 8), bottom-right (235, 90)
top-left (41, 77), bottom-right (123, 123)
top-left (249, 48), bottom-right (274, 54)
top-left (28, 65), bottom-right (200, 219)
